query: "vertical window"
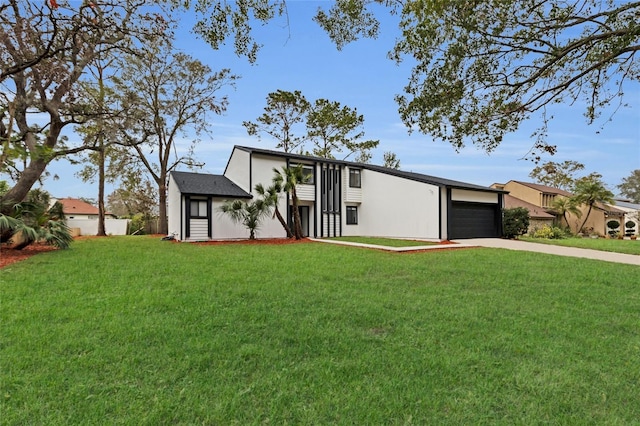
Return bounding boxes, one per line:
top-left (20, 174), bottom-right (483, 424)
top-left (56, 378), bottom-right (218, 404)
top-left (190, 200), bottom-right (208, 218)
top-left (349, 168), bottom-right (361, 188)
top-left (322, 166), bottom-right (341, 213)
top-left (333, 169), bottom-right (340, 211)
top-left (327, 169), bottom-right (334, 212)
top-left (346, 206), bottom-right (358, 225)
top-left (321, 169), bottom-right (327, 211)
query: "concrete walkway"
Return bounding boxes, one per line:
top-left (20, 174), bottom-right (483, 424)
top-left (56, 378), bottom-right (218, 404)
top-left (310, 237), bottom-right (640, 266)
top-left (455, 238), bottom-right (640, 266)
top-left (308, 238), bottom-right (463, 252)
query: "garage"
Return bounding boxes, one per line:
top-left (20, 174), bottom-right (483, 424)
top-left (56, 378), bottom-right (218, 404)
top-left (449, 201), bottom-right (501, 239)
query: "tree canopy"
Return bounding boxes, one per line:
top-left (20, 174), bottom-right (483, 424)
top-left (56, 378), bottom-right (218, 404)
top-left (0, 0), bottom-right (165, 209)
top-left (617, 169), bottom-right (640, 203)
top-left (186, 0), bottom-right (639, 157)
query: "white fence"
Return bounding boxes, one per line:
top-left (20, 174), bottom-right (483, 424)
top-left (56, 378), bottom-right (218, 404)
top-left (66, 219), bottom-right (130, 236)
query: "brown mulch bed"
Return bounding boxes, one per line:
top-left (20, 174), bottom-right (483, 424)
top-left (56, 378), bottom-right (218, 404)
top-left (188, 238), bottom-right (314, 246)
top-left (0, 244), bottom-right (58, 269)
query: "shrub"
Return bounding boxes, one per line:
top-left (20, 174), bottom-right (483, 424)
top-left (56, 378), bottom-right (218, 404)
top-left (503, 207), bottom-right (530, 239)
top-left (531, 225), bottom-right (568, 239)
top-left (128, 213), bottom-right (148, 235)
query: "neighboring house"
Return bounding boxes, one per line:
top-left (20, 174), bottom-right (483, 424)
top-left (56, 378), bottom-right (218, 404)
top-left (52, 197), bottom-right (128, 236)
top-left (502, 194), bottom-right (555, 233)
top-left (496, 181), bottom-right (624, 235)
top-left (614, 199), bottom-right (640, 236)
top-left (168, 145), bottom-right (507, 241)
top-left (54, 197), bottom-right (117, 219)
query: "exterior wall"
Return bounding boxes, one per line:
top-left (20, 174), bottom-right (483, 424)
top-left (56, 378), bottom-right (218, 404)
top-left (572, 207), bottom-right (607, 236)
top-left (440, 187), bottom-right (448, 239)
top-left (249, 154), bottom-right (289, 238)
top-left (342, 170), bottom-right (440, 239)
top-left (224, 148), bottom-right (251, 192)
top-left (451, 189), bottom-right (498, 203)
top-left (66, 214), bottom-right (98, 220)
top-left (503, 181), bottom-right (542, 206)
top-left (343, 167), bottom-right (363, 203)
top-left (167, 174), bottom-right (182, 238)
top-left (297, 184), bottom-right (315, 201)
top-left (189, 219), bottom-right (209, 240)
top-left (66, 218), bottom-right (129, 236)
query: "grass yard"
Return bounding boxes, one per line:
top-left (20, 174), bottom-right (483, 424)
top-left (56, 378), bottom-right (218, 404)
top-left (520, 236), bottom-right (640, 255)
top-left (328, 236), bottom-right (438, 247)
top-left (2, 236), bottom-right (639, 424)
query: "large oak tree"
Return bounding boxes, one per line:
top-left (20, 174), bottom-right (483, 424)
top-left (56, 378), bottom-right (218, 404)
top-left (111, 37), bottom-right (236, 234)
top-left (0, 0), bottom-right (163, 211)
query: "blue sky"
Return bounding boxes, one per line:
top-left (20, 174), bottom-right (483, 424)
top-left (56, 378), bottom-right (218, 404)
top-left (38, 1), bottom-right (640, 199)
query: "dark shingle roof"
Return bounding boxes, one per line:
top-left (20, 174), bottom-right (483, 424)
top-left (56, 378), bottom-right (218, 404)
top-left (170, 171), bottom-right (251, 198)
top-left (234, 146), bottom-right (505, 193)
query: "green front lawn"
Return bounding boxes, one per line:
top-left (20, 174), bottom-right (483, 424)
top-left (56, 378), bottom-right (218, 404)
top-left (328, 236), bottom-right (437, 247)
top-left (2, 237), bottom-right (639, 424)
top-left (521, 236), bottom-right (640, 255)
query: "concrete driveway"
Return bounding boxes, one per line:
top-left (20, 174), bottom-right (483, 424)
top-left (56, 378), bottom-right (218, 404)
top-left (455, 238), bottom-right (640, 266)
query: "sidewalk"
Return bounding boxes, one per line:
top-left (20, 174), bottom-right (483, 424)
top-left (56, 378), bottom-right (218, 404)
top-left (455, 238), bottom-right (640, 266)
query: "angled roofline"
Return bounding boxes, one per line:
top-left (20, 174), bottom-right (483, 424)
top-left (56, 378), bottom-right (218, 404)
top-left (509, 180), bottom-right (574, 197)
top-left (233, 145), bottom-right (506, 194)
top-left (170, 170), bottom-right (252, 198)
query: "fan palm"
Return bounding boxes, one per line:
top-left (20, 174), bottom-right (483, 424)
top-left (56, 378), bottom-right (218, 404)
top-left (0, 200), bottom-right (72, 249)
top-left (219, 198), bottom-right (271, 240)
top-left (572, 179), bottom-right (614, 233)
top-left (549, 196), bottom-right (582, 230)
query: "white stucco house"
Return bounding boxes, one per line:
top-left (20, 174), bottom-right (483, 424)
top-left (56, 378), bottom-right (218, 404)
top-left (168, 146), bottom-right (506, 241)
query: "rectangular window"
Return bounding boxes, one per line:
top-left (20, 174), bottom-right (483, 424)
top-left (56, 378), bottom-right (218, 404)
top-left (349, 168), bottom-right (361, 188)
top-left (291, 163), bottom-right (315, 184)
top-left (190, 200), bottom-right (208, 218)
top-left (346, 206), bottom-right (358, 225)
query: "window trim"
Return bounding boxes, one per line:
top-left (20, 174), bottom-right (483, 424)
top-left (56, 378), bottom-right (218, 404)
top-left (190, 199), bottom-right (208, 219)
top-left (291, 163), bottom-right (315, 184)
top-left (346, 206), bottom-right (358, 225)
top-left (349, 168), bottom-right (361, 188)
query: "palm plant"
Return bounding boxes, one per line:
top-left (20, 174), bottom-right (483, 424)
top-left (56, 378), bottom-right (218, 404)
top-left (273, 165), bottom-right (306, 240)
top-left (572, 178), bottom-right (614, 233)
top-left (255, 182), bottom-right (293, 238)
top-left (549, 196), bottom-right (582, 230)
top-left (0, 199), bottom-right (72, 250)
top-left (219, 198), bottom-right (272, 240)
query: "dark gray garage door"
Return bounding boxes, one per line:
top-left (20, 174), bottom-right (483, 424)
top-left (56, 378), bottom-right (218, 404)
top-left (450, 201), bottom-right (501, 239)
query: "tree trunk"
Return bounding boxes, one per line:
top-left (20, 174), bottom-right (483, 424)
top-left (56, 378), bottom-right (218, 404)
top-left (158, 179), bottom-right (168, 235)
top-left (291, 188), bottom-right (303, 239)
top-left (274, 206), bottom-right (293, 238)
top-left (96, 65), bottom-right (107, 237)
top-left (96, 144), bottom-right (107, 236)
top-left (578, 204), bottom-right (594, 234)
top-left (0, 158), bottom-right (48, 214)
